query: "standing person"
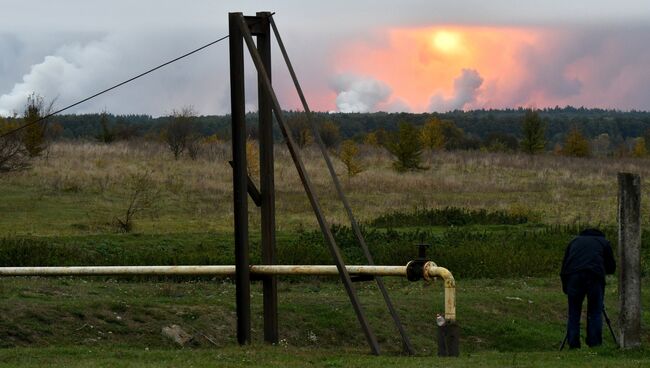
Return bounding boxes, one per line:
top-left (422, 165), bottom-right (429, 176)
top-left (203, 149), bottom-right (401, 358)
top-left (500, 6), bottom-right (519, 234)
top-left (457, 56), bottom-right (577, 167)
top-left (561, 228), bottom-right (616, 348)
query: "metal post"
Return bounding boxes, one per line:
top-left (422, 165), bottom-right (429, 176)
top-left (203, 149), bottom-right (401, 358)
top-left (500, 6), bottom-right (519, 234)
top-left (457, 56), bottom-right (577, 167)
top-left (229, 12), bottom-right (251, 346)
top-left (617, 172), bottom-right (642, 348)
top-left (256, 11), bottom-right (278, 344)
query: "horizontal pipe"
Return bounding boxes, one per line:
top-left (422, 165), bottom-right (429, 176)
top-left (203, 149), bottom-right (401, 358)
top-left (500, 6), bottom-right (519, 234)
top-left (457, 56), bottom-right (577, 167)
top-left (0, 265), bottom-right (406, 277)
top-left (0, 264), bottom-right (456, 322)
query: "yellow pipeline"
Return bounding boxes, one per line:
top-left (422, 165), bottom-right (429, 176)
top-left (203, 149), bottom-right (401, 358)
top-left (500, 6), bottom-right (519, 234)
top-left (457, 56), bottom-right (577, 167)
top-left (0, 263), bottom-right (456, 321)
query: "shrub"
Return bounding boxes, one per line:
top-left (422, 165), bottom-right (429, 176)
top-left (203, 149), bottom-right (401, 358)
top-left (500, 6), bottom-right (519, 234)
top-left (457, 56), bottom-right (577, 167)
top-left (337, 140), bottom-right (364, 177)
top-left (369, 207), bottom-right (531, 228)
top-left (385, 122), bottom-right (427, 172)
top-left (562, 127), bottom-right (590, 157)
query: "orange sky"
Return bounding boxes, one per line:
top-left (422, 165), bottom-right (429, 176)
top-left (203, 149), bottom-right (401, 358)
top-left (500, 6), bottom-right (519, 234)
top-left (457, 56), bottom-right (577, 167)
top-left (333, 26), bottom-right (542, 111)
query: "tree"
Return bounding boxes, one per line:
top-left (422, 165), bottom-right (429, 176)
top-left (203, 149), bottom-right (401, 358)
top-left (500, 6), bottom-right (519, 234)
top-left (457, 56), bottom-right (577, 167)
top-left (632, 137), bottom-right (647, 158)
top-left (562, 127), bottom-right (591, 157)
top-left (439, 120), bottom-right (466, 150)
top-left (420, 118), bottom-right (468, 151)
top-left (386, 122), bottom-right (427, 172)
top-left (420, 118), bottom-right (446, 150)
top-left (318, 120), bottom-right (340, 148)
top-left (163, 106), bottom-right (196, 159)
top-left (286, 114), bottom-right (311, 148)
top-left (520, 110), bottom-right (546, 154)
top-left (21, 93), bottom-right (53, 157)
top-left (591, 133), bottom-right (611, 157)
top-left (338, 140), bottom-right (364, 177)
top-left (96, 110), bottom-right (115, 143)
top-left (363, 132), bottom-right (379, 146)
top-left (0, 118), bottom-right (30, 172)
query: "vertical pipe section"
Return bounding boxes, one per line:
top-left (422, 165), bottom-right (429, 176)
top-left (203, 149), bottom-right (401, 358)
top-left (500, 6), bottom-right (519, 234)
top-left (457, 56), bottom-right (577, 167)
top-left (617, 172), bottom-right (642, 348)
top-left (229, 12), bottom-right (251, 346)
top-left (235, 14), bottom-right (380, 355)
top-left (256, 11), bottom-right (279, 344)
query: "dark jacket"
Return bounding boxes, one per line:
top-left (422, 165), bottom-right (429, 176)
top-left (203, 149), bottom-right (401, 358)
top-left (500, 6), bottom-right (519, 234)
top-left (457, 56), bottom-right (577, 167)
top-left (560, 229), bottom-right (616, 294)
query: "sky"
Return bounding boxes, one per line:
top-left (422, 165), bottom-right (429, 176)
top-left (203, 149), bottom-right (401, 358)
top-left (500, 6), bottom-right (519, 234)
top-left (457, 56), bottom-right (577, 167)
top-left (1, 1), bottom-right (650, 116)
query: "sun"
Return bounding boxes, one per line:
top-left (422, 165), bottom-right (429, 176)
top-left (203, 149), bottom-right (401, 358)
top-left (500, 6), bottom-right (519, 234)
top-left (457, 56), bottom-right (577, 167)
top-left (431, 31), bottom-right (462, 54)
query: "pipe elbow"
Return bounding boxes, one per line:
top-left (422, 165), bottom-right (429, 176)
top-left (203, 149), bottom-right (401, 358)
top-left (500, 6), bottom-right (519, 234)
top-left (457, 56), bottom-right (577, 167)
top-left (424, 262), bottom-right (456, 288)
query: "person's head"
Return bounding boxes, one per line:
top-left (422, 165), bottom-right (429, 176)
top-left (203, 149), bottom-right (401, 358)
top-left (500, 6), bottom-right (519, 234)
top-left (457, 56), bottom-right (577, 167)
top-left (579, 228), bottom-right (605, 237)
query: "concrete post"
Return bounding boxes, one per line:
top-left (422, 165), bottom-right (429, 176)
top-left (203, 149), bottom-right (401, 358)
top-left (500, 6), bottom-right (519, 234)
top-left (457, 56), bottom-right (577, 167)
top-left (617, 172), bottom-right (642, 348)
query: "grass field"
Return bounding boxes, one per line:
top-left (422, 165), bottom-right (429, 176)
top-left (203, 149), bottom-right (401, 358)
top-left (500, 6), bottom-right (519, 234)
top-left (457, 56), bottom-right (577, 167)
top-left (1, 141), bottom-right (649, 366)
top-left (2, 141), bottom-right (650, 235)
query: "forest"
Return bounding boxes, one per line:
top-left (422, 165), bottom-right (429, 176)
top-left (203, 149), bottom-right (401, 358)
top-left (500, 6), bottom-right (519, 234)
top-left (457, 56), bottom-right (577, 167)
top-left (20, 106), bottom-right (650, 150)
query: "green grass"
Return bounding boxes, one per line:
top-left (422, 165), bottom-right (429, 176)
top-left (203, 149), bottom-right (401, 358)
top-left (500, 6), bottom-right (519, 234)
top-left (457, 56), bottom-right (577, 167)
top-left (1, 346), bottom-right (649, 368)
top-left (0, 277), bottom-right (648, 366)
top-left (2, 143), bottom-right (650, 366)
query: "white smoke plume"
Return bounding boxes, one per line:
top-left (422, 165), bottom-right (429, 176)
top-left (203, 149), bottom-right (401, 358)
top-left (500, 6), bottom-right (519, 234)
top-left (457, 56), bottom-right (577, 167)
top-left (330, 74), bottom-right (392, 113)
top-left (428, 69), bottom-right (483, 112)
top-left (0, 32), bottom-right (237, 117)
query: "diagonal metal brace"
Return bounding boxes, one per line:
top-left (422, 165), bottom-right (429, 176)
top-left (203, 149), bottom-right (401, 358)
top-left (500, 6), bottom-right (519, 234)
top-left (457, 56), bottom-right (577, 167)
top-left (268, 16), bottom-right (416, 355)
top-left (234, 13), bottom-right (381, 355)
top-left (228, 161), bottom-right (262, 207)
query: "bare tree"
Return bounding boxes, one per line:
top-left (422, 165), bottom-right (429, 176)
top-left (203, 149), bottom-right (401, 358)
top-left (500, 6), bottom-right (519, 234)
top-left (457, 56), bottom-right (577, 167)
top-left (115, 171), bottom-right (160, 233)
top-left (163, 106), bottom-right (197, 159)
top-left (0, 118), bottom-right (30, 173)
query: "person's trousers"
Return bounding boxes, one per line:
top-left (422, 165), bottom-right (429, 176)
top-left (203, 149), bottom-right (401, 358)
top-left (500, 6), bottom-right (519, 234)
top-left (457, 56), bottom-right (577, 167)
top-left (566, 271), bottom-right (604, 348)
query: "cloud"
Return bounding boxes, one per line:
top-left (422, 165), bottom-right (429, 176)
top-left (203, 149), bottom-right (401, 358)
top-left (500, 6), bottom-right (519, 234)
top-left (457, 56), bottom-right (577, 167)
top-left (428, 69), bottom-right (483, 112)
top-left (330, 74), bottom-right (392, 113)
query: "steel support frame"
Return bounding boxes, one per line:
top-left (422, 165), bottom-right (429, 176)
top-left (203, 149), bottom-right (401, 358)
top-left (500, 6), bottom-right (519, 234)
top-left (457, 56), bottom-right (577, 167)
top-left (230, 12), bottom-right (279, 346)
top-left (256, 11), bottom-right (279, 345)
top-left (230, 12), bottom-right (381, 354)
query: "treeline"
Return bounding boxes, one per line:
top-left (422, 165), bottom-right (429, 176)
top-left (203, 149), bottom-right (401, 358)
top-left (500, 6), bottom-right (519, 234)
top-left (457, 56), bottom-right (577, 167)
top-left (4, 102), bottom-right (650, 173)
top-left (10, 106), bottom-right (649, 146)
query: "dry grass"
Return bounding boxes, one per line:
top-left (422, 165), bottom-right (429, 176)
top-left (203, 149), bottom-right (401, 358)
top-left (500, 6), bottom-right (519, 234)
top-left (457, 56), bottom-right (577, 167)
top-left (2, 140), bottom-right (650, 235)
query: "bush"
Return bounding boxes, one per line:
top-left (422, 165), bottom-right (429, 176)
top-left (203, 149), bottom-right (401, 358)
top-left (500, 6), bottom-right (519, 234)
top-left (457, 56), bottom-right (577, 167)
top-left (337, 140), bottom-right (364, 177)
top-left (369, 207), bottom-right (531, 228)
top-left (286, 224), bottom-right (634, 278)
top-left (385, 122), bottom-right (427, 172)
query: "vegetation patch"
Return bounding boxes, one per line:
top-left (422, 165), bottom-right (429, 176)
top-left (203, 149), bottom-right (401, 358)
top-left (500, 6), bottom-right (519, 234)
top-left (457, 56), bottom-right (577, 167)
top-left (369, 206), bottom-right (532, 228)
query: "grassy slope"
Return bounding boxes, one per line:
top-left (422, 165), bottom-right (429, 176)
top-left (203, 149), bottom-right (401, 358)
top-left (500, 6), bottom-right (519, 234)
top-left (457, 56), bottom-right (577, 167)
top-left (0, 277), bottom-right (647, 367)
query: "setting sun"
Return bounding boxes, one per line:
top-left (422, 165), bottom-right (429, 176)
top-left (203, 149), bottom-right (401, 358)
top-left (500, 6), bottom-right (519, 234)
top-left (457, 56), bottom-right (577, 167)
top-left (432, 31), bottom-right (462, 54)
top-left (335, 26), bottom-right (539, 111)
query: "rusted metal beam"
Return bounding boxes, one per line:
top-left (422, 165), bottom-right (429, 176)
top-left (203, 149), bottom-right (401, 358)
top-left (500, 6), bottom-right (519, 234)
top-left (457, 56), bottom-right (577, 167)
top-left (255, 10), bottom-right (278, 345)
top-left (268, 16), bottom-right (415, 355)
top-left (229, 12), bottom-right (251, 346)
top-left (234, 13), bottom-right (381, 355)
top-left (228, 161), bottom-right (262, 207)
